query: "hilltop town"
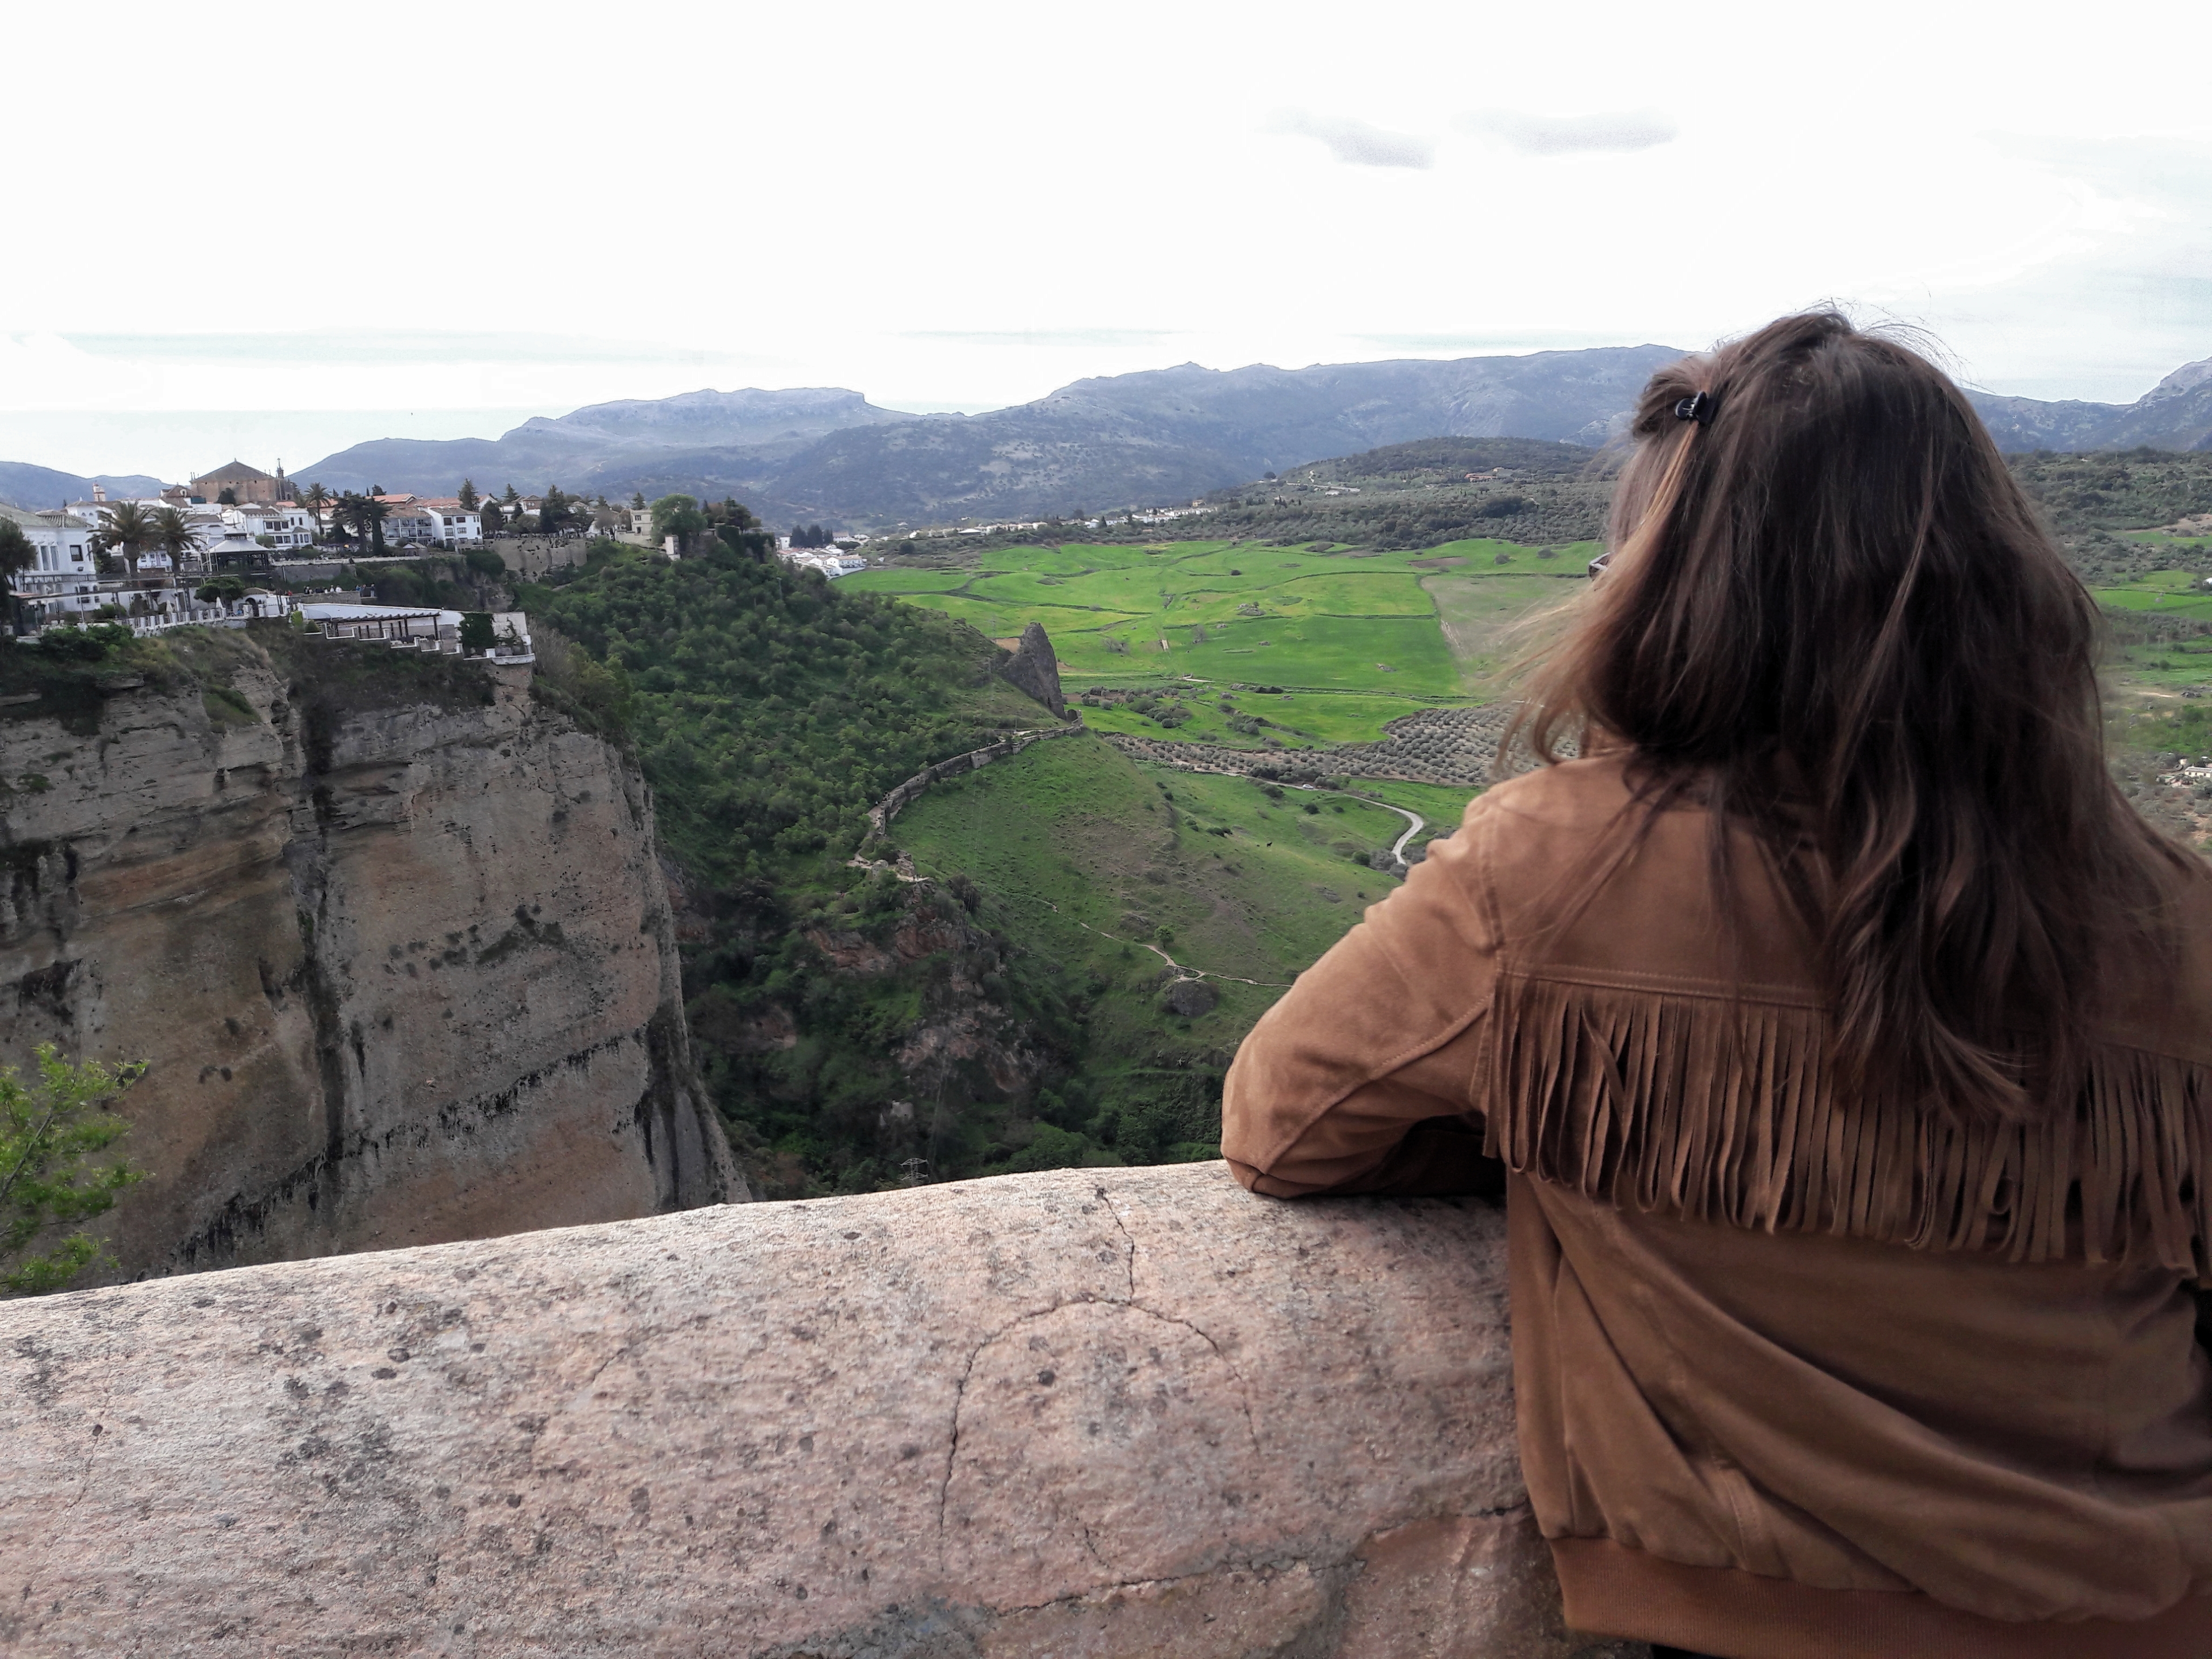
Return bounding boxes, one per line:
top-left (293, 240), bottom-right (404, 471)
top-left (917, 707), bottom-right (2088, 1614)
top-left (1, 457), bottom-right (868, 640)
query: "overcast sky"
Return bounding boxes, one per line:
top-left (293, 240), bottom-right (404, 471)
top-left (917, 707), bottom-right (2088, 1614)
top-left (6, 0), bottom-right (2210, 478)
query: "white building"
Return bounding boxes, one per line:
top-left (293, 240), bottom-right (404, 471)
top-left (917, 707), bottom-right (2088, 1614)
top-left (777, 548), bottom-right (866, 578)
top-left (2, 504), bottom-right (98, 596)
top-left (373, 495), bottom-right (440, 548)
top-left (59, 497), bottom-right (214, 581)
top-left (230, 503), bottom-right (318, 551)
top-left (416, 499), bottom-right (483, 547)
top-left (297, 602), bottom-right (533, 662)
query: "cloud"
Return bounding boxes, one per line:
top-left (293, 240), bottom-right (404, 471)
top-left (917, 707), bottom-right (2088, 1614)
top-left (905, 328), bottom-right (1182, 348)
top-left (57, 330), bottom-right (731, 367)
top-left (1458, 108), bottom-right (1679, 157)
top-left (1267, 110), bottom-right (1435, 170)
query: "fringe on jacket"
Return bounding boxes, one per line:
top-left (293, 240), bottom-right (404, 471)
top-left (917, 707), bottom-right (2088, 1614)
top-left (1484, 967), bottom-right (2212, 1278)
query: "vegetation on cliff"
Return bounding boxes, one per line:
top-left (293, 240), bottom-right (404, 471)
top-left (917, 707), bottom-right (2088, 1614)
top-left (527, 541), bottom-right (1042, 881)
top-left (0, 1048), bottom-right (145, 1295)
top-left (510, 540), bottom-right (1080, 1195)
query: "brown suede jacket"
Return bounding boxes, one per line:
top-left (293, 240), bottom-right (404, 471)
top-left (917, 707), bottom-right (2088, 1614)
top-left (1223, 755), bottom-right (2212, 1659)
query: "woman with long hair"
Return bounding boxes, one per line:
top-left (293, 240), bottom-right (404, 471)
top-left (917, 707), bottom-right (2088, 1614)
top-left (1222, 311), bottom-right (2212, 1657)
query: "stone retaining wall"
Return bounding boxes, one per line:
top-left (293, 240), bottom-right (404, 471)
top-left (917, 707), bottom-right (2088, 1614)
top-left (0, 1164), bottom-right (1644, 1658)
top-left (868, 723), bottom-right (1084, 833)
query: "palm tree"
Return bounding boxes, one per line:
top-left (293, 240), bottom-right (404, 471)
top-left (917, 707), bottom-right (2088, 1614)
top-left (300, 482), bottom-right (331, 542)
top-left (335, 491), bottom-right (392, 557)
top-left (152, 508), bottom-right (198, 586)
top-left (90, 502), bottom-right (159, 583)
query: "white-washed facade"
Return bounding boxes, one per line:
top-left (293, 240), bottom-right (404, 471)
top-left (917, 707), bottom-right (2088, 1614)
top-left (3, 505), bottom-right (98, 596)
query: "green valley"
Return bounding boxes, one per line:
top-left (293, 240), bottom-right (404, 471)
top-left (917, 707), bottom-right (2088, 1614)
top-left (844, 536), bottom-right (1594, 741)
top-left (522, 447), bottom-right (2212, 1203)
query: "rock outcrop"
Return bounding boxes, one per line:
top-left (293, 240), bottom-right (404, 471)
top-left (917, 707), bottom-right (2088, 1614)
top-left (0, 1164), bottom-right (1642, 1658)
top-left (996, 620), bottom-right (1067, 719)
top-left (0, 630), bottom-right (739, 1283)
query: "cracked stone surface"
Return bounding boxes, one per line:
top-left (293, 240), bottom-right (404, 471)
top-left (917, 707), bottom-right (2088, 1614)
top-left (0, 1164), bottom-right (1643, 1657)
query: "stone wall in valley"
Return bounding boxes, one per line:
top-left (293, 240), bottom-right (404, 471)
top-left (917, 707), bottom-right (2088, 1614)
top-left (0, 1163), bottom-right (1642, 1659)
top-left (868, 721), bottom-right (1083, 833)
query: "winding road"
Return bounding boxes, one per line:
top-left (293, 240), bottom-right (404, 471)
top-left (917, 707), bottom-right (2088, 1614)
top-left (1286, 783), bottom-right (1424, 864)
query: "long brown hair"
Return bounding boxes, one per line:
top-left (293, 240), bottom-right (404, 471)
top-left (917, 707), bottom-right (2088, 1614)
top-left (1514, 309), bottom-right (2199, 1127)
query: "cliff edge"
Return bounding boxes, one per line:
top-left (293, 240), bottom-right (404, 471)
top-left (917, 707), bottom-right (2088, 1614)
top-left (0, 625), bottom-right (740, 1282)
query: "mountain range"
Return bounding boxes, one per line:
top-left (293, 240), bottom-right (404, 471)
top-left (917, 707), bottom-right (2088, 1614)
top-left (1967, 357), bottom-right (2212, 453)
top-left (6, 344), bottom-right (2209, 528)
top-left (0, 462), bottom-right (170, 513)
top-left (284, 347), bottom-right (1683, 528)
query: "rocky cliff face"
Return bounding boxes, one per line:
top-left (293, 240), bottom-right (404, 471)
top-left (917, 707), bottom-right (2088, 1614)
top-left (0, 631), bottom-right (739, 1283)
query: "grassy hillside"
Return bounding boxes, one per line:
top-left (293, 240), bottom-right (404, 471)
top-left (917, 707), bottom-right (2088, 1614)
top-left (884, 734), bottom-right (1472, 1169)
top-left (2006, 451), bottom-right (2212, 582)
top-left (528, 543), bottom-right (1044, 882)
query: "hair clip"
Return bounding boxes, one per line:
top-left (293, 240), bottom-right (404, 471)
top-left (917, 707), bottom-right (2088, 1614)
top-left (1673, 391), bottom-right (1715, 426)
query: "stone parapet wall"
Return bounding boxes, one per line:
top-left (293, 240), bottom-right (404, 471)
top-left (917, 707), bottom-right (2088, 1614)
top-left (0, 1164), bottom-right (1644, 1658)
top-left (869, 723), bottom-right (1083, 833)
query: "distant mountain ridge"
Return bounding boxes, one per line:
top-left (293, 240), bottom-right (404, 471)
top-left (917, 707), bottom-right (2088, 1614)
top-left (1968, 356), bottom-right (2212, 453)
top-left (10, 345), bottom-right (2208, 527)
top-left (0, 462), bottom-right (170, 511)
top-left (295, 347), bottom-right (1686, 527)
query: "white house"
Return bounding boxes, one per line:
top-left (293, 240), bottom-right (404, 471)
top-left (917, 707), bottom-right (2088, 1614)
top-left (2, 505), bottom-right (98, 596)
top-left (229, 503), bottom-right (318, 551)
top-left (416, 499), bottom-right (483, 547)
top-left (776, 547), bottom-right (866, 578)
top-left (59, 498), bottom-right (211, 580)
top-left (374, 495), bottom-right (440, 548)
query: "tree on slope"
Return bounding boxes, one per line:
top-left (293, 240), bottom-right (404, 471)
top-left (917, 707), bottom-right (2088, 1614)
top-left (0, 1047), bottom-right (146, 1297)
top-left (457, 478), bottom-right (479, 510)
top-left (651, 493), bottom-right (706, 551)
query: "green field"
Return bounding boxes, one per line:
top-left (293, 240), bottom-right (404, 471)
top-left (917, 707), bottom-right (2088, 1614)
top-left (2093, 568), bottom-right (2212, 614)
top-left (2087, 570), bottom-right (2212, 698)
top-left (847, 537), bottom-right (1594, 744)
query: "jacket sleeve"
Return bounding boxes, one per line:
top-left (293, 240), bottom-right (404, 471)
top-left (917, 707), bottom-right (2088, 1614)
top-left (1221, 799), bottom-right (1504, 1197)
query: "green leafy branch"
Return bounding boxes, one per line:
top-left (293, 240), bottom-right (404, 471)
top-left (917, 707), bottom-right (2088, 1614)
top-left (0, 1047), bottom-right (148, 1296)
